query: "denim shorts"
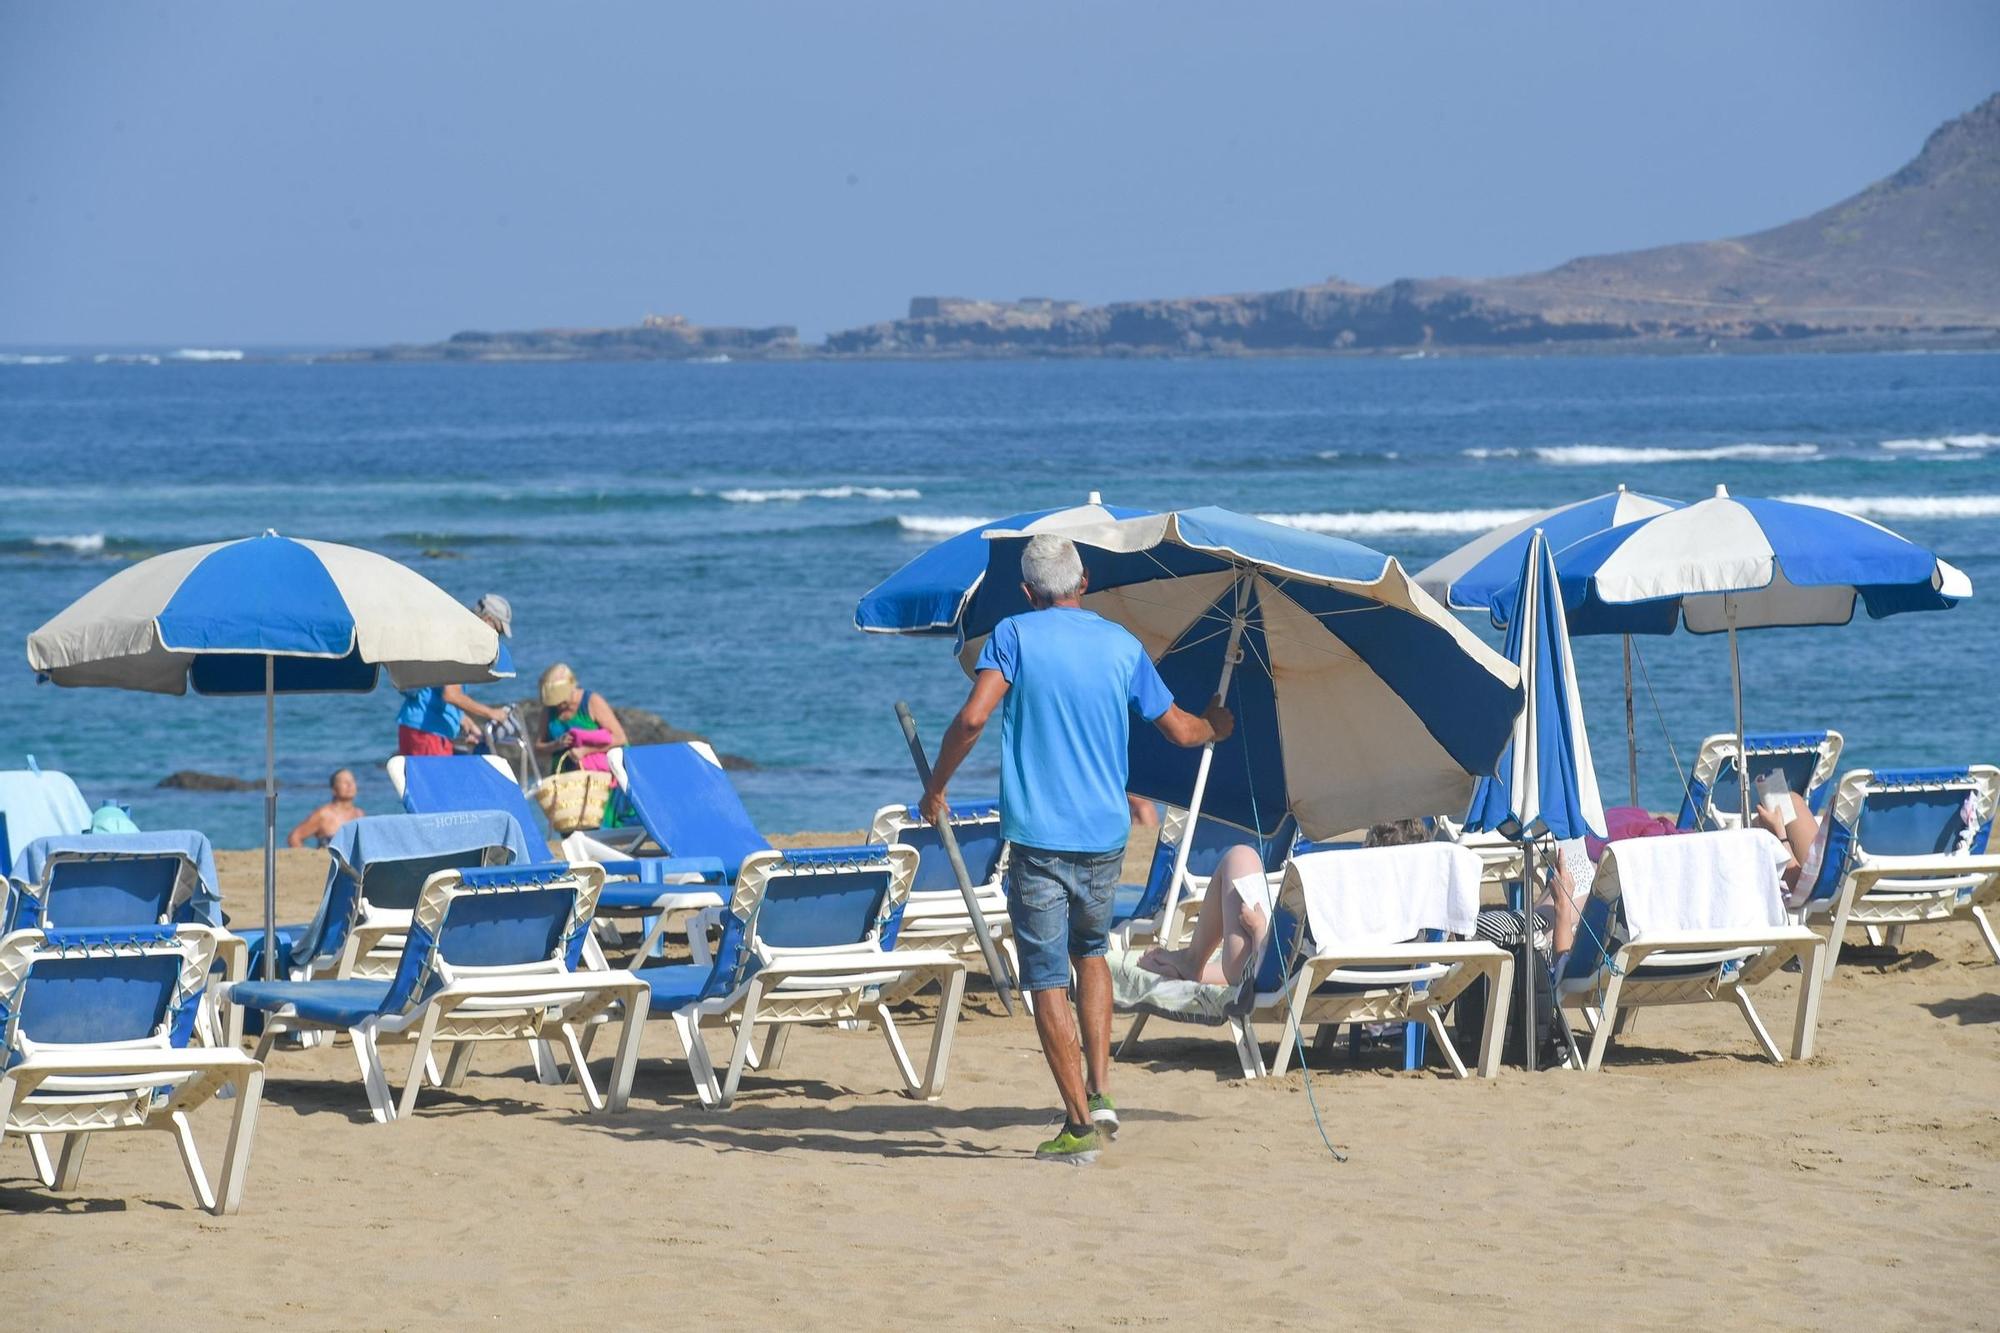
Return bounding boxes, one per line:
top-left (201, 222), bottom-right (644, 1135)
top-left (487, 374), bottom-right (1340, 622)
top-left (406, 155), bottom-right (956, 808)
top-left (1006, 844), bottom-right (1124, 991)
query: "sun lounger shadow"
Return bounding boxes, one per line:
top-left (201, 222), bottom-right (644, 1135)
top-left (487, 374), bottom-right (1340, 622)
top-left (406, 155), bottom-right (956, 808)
top-left (1922, 994), bottom-right (2000, 1025)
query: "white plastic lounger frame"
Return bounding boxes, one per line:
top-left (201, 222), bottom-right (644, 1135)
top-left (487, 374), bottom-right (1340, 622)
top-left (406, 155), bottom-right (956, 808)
top-left (1806, 766), bottom-right (2000, 977)
top-left (1559, 833), bottom-right (1826, 1072)
top-left (238, 864), bottom-right (650, 1124)
top-left (0, 926), bottom-right (265, 1215)
top-left (1258, 851), bottom-right (1513, 1080)
top-left (668, 846), bottom-right (968, 1110)
top-left (865, 802), bottom-right (1011, 998)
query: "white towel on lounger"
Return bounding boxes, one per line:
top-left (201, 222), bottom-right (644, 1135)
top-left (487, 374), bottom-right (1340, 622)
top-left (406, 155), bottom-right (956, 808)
top-left (1284, 842), bottom-right (1481, 949)
top-left (1597, 828), bottom-right (1789, 937)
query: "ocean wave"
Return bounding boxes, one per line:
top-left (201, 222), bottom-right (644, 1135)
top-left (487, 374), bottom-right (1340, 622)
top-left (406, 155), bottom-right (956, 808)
top-left (0, 353), bottom-right (70, 366)
top-left (896, 515), bottom-right (990, 536)
top-left (93, 352), bottom-right (162, 366)
top-left (1259, 508), bottom-right (1534, 536)
top-left (1466, 443), bottom-right (1819, 465)
top-left (170, 348), bottom-right (245, 362)
top-left (1878, 433), bottom-right (2000, 454)
top-left (711, 485), bottom-right (921, 504)
top-left (1314, 449), bottom-right (1401, 464)
top-left (30, 532), bottom-right (106, 554)
top-left (1777, 494), bottom-right (2000, 520)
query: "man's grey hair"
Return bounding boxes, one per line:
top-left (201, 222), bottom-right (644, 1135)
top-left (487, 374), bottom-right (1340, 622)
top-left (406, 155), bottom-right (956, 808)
top-left (1021, 534), bottom-right (1086, 602)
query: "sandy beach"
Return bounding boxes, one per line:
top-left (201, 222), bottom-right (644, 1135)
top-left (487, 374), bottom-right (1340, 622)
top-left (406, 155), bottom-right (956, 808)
top-left (2, 840), bottom-right (1997, 1329)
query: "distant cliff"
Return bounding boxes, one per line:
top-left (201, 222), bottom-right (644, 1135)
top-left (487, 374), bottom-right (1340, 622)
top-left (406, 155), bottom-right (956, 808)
top-left (346, 92), bottom-right (2000, 362)
top-left (827, 92), bottom-right (2000, 356)
top-left (340, 313), bottom-right (799, 362)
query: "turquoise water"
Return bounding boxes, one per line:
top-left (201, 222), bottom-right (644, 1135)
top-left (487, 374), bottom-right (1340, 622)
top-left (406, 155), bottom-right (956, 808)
top-left (1, 351), bottom-right (1995, 847)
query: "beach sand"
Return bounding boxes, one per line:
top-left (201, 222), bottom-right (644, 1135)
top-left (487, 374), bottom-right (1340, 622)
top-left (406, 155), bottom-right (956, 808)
top-left (5, 842), bottom-right (1998, 1329)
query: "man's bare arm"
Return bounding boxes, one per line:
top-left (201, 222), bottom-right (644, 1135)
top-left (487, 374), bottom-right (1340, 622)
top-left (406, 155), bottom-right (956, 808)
top-left (1153, 696), bottom-right (1234, 749)
top-left (442, 683), bottom-right (507, 723)
top-left (920, 669), bottom-right (1009, 825)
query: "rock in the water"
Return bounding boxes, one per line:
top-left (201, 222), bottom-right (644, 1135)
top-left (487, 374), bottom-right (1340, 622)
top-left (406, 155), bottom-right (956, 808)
top-left (158, 770), bottom-right (260, 792)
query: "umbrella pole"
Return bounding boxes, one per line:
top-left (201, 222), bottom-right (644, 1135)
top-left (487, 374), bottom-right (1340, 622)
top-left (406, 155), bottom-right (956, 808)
top-left (1158, 572), bottom-right (1251, 945)
top-left (1623, 634), bottom-right (1638, 809)
top-left (897, 702), bottom-right (1017, 1016)
top-left (1521, 837), bottom-right (1538, 1073)
top-left (262, 655), bottom-right (278, 981)
top-left (1727, 598), bottom-right (1751, 818)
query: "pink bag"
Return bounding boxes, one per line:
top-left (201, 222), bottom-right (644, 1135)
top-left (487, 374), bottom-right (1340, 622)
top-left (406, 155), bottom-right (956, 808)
top-left (1587, 805), bottom-right (1686, 862)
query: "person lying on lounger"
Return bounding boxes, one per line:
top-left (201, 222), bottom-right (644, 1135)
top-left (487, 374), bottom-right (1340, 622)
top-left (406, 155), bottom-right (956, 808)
top-left (1136, 818), bottom-right (1432, 987)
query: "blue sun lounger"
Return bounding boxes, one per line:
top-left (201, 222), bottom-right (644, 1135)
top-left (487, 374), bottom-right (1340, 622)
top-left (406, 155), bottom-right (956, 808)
top-left (1677, 730), bottom-right (1844, 831)
top-left (230, 862), bottom-right (649, 1123)
top-left (1556, 830), bottom-right (1826, 1069)
top-left (1119, 842), bottom-right (1511, 1080)
top-left (866, 800), bottom-right (1009, 982)
top-left (1, 925), bottom-right (265, 1214)
top-left (240, 811), bottom-right (536, 984)
top-left (390, 752), bottom-right (727, 960)
top-left (634, 845), bottom-right (967, 1109)
top-left (1799, 765), bottom-right (2000, 977)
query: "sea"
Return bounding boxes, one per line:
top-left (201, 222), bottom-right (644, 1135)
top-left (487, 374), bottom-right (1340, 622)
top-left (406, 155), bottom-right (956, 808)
top-left (1, 349), bottom-right (1996, 848)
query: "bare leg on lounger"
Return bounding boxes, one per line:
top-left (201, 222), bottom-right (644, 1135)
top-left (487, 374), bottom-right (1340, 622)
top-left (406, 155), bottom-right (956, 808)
top-left (1136, 844), bottom-right (1269, 985)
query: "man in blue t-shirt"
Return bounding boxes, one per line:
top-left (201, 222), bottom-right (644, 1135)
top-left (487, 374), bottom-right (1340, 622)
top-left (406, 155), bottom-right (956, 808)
top-left (921, 534), bottom-right (1232, 1165)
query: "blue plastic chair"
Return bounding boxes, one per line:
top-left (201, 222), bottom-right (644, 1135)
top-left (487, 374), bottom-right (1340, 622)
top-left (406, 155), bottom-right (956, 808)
top-left (0, 925), bottom-right (265, 1213)
top-left (865, 800), bottom-right (1008, 978)
top-left (635, 845), bottom-right (968, 1108)
top-left (230, 863), bottom-right (648, 1123)
top-left (1802, 765), bottom-right (2000, 976)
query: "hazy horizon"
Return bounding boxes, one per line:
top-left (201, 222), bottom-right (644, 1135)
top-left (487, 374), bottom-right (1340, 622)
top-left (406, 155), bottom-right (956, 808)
top-left (3, 1), bottom-right (1996, 347)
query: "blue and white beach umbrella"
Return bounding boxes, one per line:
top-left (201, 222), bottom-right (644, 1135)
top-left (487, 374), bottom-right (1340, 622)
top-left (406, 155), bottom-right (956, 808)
top-left (1414, 485), bottom-right (1682, 613)
top-left (1464, 530), bottom-right (1606, 845)
top-left (855, 496), bottom-right (1154, 635)
top-left (1518, 486), bottom-right (1972, 813)
top-left (863, 503), bottom-right (1525, 931)
top-left (1417, 486), bottom-right (1683, 805)
top-left (27, 532), bottom-right (503, 973)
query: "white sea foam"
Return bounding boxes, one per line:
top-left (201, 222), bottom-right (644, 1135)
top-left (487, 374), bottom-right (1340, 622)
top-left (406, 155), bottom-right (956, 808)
top-left (717, 485), bottom-right (921, 503)
top-left (170, 348), bottom-right (245, 362)
top-left (1878, 433), bottom-right (2000, 454)
top-left (896, 515), bottom-right (990, 536)
top-left (1467, 443), bottom-right (1819, 465)
top-left (32, 533), bottom-right (106, 553)
top-left (93, 352), bottom-right (162, 366)
top-left (1777, 494), bottom-right (2000, 520)
top-left (0, 353), bottom-right (70, 366)
top-left (1259, 508), bottom-right (1536, 536)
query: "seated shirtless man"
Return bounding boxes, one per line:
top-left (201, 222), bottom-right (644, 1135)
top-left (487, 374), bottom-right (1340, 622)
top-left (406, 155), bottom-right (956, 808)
top-left (287, 769), bottom-right (364, 848)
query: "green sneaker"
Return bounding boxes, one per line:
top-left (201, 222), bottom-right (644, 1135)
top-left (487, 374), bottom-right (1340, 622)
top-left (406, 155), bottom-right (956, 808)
top-left (1088, 1093), bottom-right (1120, 1140)
top-left (1034, 1125), bottom-right (1101, 1166)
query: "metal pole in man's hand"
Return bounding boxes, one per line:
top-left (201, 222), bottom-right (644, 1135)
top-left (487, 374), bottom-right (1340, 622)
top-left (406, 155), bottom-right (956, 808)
top-left (897, 701), bottom-right (1018, 1015)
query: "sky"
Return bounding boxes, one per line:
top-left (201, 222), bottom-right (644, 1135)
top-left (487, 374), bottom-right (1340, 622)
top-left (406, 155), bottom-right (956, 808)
top-left (2, 2), bottom-right (1996, 346)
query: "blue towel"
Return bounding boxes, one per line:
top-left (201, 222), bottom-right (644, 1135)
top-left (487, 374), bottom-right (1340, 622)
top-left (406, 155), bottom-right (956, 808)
top-left (12, 829), bottom-right (223, 927)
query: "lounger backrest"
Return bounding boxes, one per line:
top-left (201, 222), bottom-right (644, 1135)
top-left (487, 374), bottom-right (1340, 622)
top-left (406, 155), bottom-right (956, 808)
top-left (360, 848), bottom-right (498, 913)
top-left (374, 863), bottom-right (602, 1020)
top-left (1130, 809), bottom-right (1287, 924)
top-left (1678, 731), bottom-right (1843, 829)
top-left (0, 927), bottom-right (214, 1063)
top-left (868, 801), bottom-right (1006, 889)
top-left (699, 846), bottom-right (917, 1000)
top-left (612, 744), bottom-right (770, 878)
top-left (392, 755), bottom-right (554, 855)
top-left (8, 852), bottom-right (197, 932)
top-left (1809, 766), bottom-right (1999, 901)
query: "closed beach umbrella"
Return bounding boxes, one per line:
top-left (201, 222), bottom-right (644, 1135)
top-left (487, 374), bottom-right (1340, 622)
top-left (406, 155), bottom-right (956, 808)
top-left (1510, 486), bottom-right (1971, 816)
top-left (27, 531), bottom-right (502, 976)
top-left (1417, 486), bottom-right (1682, 806)
top-left (1463, 531), bottom-right (1606, 1070)
top-left (867, 503), bottom-right (1526, 936)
